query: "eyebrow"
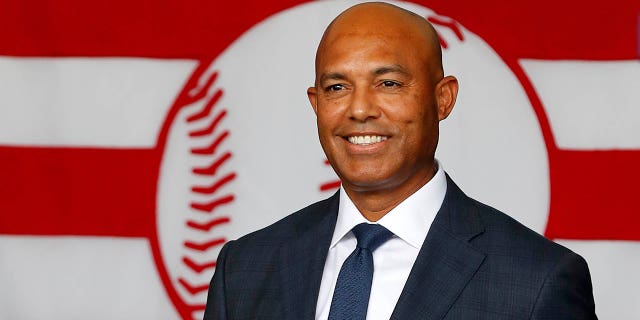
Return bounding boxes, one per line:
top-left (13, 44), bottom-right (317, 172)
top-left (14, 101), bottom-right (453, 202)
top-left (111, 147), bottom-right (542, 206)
top-left (373, 64), bottom-right (410, 77)
top-left (319, 72), bottom-right (347, 84)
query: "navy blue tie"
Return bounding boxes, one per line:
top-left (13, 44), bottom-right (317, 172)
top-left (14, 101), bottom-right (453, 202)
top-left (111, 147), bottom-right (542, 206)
top-left (328, 223), bottom-right (394, 320)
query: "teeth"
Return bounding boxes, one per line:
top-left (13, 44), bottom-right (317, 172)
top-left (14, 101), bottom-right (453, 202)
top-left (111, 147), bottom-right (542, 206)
top-left (348, 135), bottom-right (388, 145)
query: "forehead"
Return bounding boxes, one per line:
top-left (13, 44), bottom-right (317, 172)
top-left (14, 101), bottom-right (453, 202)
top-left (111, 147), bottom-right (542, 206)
top-left (316, 31), bottom-right (426, 73)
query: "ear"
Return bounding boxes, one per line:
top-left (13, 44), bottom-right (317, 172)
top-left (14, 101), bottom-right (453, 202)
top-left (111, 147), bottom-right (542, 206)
top-left (435, 76), bottom-right (458, 121)
top-left (307, 86), bottom-right (318, 115)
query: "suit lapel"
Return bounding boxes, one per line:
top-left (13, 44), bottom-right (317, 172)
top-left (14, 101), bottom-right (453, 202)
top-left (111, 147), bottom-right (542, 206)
top-left (279, 192), bottom-right (339, 320)
top-left (391, 176), bottom-right (486, 320)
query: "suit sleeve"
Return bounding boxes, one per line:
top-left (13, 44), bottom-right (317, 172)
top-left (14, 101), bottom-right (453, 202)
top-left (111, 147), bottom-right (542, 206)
top-left (203, 240), bottom-right (233, 320)
top-left (530, 251), bottom-right (598, 320)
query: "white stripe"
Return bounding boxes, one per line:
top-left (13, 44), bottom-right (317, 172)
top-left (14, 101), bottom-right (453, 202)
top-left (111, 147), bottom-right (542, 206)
top-left (520, 60), bottom-right (640, 149)
top-left (0, 236), bottom-right (180, 320)
top-left (0, 56), bottom-right (196, 147)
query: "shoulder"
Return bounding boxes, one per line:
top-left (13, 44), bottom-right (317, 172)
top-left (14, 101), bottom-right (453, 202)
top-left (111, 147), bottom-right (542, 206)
top-left (463, 195), bottom-right (595, 301)
top-left (441, 175), bottom-right (572, 261)
top-left (441, 175), bottom-right (586, 279)
top-left (470, 198), bottom-right (572, 261)
top-left (448, 185), bottom-right (596, 316)
top-left (214, 192), bottom-right (338, 290)
top-left (225, 192), bottom-right (338, 251)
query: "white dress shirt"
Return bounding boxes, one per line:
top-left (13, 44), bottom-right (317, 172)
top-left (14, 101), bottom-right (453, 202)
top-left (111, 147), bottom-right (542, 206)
top-left (315, 162), bottom-right (448, 320)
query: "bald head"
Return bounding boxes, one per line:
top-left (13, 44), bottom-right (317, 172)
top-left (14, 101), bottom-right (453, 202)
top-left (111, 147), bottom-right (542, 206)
top-left (316, 2), bottom-right (444, 83)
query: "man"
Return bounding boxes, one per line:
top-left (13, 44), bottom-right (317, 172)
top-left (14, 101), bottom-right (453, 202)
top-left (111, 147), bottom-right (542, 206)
top-left (204, 2), bottom-right (597, 319)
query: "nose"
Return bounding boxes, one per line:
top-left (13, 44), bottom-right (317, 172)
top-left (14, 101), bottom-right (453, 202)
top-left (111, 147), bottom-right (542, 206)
top-left (348, 87), bottom-right (380, 122)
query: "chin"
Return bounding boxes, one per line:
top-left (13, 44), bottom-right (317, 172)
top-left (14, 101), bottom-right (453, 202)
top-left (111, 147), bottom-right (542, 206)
top-left (340, 171), bottom-right (395, 192)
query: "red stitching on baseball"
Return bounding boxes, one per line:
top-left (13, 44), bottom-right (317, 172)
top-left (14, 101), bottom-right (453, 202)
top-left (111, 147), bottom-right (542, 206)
top-left (191, 173), bottom-right (236, 195)
top-left (178, 278), bottom-right (210, 295)
top-left (191, 194), bottom-right (235, 213)
top-left (185, 71), bottom-right (219, 106)
top-left (184, 238), bottom-right (226, 252)
top-left (186, 216), bottom-right (231, 232)
top-left (159, 66), bottom-right (234, 319)
top-left (182, 256), bottom-right (217, 273)
top-left (436, 32), bottom-right (449, 49)
top-left (191, 131), bottom-right (230, 155)
top-left (427, 15), bottom-right (465, 50)
top-left (320, 180), bottom-right (341, 192)
top-left (320, 158), bottom-right (340, 192)
top-left (428, 16), bottom-right (464, 41)
top-left (192, 152), bottom-right (232, 176)
top-left (187, 89), bottom-right (224, 123)
top-left (189, 109), bottom-right (227, 137)
top-left (188, 304), bottom-right (206, 312)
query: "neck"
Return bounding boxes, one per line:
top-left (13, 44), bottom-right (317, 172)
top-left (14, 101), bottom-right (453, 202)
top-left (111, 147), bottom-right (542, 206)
top-left (344, 165), bottom-right (436, 222)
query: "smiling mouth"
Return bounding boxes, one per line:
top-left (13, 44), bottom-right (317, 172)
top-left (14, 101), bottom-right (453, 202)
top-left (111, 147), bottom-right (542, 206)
top-left (347, 135), bottom-right (388, 145)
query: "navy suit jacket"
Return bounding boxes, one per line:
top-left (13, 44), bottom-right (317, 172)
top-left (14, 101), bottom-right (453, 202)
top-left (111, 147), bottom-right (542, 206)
top-left (203, 176), bottom-right (597, 319)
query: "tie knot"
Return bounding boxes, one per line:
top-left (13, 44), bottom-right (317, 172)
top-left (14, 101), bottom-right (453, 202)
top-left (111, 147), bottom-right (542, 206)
top-left (352, 223), bottom-right (393, 252)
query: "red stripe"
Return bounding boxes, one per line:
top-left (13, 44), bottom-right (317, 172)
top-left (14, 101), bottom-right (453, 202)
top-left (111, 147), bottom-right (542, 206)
top-left (0, 146), bottom-right (158, 237)
top-left (0, 0), bottom-right (635, 59)
top-left (545, 149), bottom-right (640, 240)
top-left (0, 0), bottom-right (301, 59)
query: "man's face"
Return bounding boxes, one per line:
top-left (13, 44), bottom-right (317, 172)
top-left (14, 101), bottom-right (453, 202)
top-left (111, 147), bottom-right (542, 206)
top-left (308, 27), bottom-right (452, 196)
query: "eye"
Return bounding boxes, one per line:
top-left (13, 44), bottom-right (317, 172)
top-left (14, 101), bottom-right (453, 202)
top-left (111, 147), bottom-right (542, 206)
top-left (326, 84), bottom-right (345, 92)
top-left (380, 80), bottom-right (401, 88)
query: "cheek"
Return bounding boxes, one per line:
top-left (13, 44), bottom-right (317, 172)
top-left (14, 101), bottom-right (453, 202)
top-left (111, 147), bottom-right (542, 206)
top-left (389, 105), bottom-right (427, 128)
top-left (397, 106), bottom-right (439, 149)
top-left (317, 102), bottom-right (344, 131)
top-left (316, 112), bottom-right (334, 135)
top-left (316, 110), bottom-right (340, 150)
top-left (379, 92), bottom-right (429, 118)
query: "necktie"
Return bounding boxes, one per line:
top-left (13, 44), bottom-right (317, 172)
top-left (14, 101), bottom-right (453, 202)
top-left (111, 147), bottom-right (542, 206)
top-left (328, 223), bottom-right (394, 320)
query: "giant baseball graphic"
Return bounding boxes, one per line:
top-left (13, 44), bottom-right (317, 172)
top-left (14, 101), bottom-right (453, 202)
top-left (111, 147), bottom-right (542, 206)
top-left (0, 0), bottom-right (638, 319)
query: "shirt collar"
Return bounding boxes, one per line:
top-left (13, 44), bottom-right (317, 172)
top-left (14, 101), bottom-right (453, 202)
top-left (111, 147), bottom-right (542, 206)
top-left (331, 161), bottom-right (448, 249)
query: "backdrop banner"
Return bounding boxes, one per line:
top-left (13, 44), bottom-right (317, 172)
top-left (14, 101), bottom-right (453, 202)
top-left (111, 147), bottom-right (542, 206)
top-left (0, 1), bottom-right (638, 319)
